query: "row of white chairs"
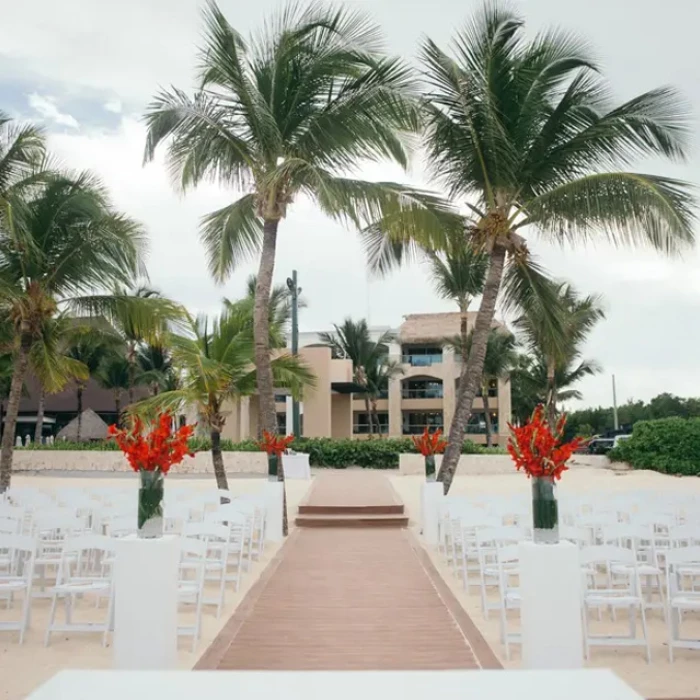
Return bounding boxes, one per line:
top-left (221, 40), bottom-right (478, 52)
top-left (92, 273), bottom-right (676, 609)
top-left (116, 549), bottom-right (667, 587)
top-left (0, 488), bottom-right (271, 651)
top-left (435, 494), bottom-right (700, 663)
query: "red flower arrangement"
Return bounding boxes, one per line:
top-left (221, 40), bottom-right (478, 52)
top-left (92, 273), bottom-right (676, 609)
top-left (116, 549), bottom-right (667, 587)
top-left (108, 412), bottom-right (195, 474)
top-left (412, 427), bottom-right (448, 456)
top-left (507, 405), bottom-right (584, 481)
top-left (258, 430), bottom-right (294, 457)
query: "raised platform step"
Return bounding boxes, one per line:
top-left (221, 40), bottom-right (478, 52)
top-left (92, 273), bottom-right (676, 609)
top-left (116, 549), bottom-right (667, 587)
top-left (295, 513), bottom-right (409, 528)
top-left (298, 503), bottom-right (405, 516)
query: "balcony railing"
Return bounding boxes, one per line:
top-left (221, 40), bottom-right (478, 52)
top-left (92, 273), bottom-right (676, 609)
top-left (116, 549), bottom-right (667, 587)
top-left (402, 424), bottom-right (444, 435)
top-left (401, 354), bottom-right (443, 367)
top-left (401, 389), bottom-right (444, 399)
top-left (464, 425), bottom-right (498, 434)
top-left (353, 424), bottom-right (389, 434)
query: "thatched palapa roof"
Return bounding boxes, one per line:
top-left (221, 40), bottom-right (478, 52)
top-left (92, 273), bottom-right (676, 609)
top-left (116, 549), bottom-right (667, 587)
top-left (56, 409), bottom-right (109, 442)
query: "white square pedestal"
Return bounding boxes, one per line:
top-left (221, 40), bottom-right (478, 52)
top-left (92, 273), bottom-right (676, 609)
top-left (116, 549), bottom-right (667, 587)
top-left (519, 540), bottom-right (583, 669)
top-left (421, 482), bottom-right (444, 546)
top-left (113, 535), bottom-right (179, 670)
top-left (263, 481), bottom-right (284, 542)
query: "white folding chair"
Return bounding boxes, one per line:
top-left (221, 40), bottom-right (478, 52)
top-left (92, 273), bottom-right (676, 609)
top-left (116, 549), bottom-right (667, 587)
top-left (496, 544), bottom-right (521, 660)
top-left (45, 535), bottom-right (116, 647)
top-left (0, 534), bottom-right (36, 643)
top-left (205, 508), bottom-right (247, 591)
top-left (476, 526), bottom-right (524, 618)
top-left (182, 522), bottom-right (230, 617)
top-left (666, 546), bottom-right (700, 662)
top-left (178, 538), bottom-right (207, 652)
top-left (580, 545), bottom-right (651, 663)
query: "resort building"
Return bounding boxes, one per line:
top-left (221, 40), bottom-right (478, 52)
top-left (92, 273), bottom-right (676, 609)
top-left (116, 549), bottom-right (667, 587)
top-left (221, 312), bottom-right (512, 446)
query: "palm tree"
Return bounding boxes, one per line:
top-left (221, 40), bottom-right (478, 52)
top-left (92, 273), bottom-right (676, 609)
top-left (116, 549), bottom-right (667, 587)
top-left (365, 3), bottom-right (696, 492)
top-left (447, 327), bottom-right (517, 447)
top-left (66, 327), bottom-right (121, 441)
top-left (30, 314), bottom-right (90, 442)
top-left (97, 354), bottom-right (131, 424)
top-left (244, 275), bottom-right (306, 338)
top-left (365, 355), bottom-right (403, 436)
top-left (143, 1), bottom-right (442, 438)
top-left (428, 239), bottom-right (487, 362)
top-left (514, 284), bottom-right (604, 424)
top-left (0, 111), bottom-right (47, 201)
top-left (136, 343), bottom-right (173, 396)
top-left (135, 300), bottom-right (314, 533)
top-left (0, 169), bottom-right (148, 490)
top-left (319, 319), bottom-right (395, 436)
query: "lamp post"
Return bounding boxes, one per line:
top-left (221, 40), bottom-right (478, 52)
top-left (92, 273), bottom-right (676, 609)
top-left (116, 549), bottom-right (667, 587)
top-left (286, 271), bottom-right (301, 436)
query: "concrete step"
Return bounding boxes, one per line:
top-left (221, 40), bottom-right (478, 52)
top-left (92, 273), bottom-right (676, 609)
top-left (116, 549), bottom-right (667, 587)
top-left (295, 513), bottom-right (409, 528)
top-left (297, 504), bottom-right (405, 516)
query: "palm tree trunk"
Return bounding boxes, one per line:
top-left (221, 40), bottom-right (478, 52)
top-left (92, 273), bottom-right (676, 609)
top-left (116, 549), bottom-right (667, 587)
top-left (546, 360), bottom-right (557, 426)
top-left (253, 219), bottom-right (279, 436)
top-left (0, 333), bottom-right (32, 492)
top-left (115, 389), bottom-right (122, 427)
top-left (34, 390), bottom-right (46, 444)
top-left (210, 427), bottom-right (229, 491)
top-left (459, 299), bottom-right (469, 364)
top-left (128, 355), bottom-right (136, 406)
top-left (437, 245), bottom-right (507, 494)
top-left (363, 394), bottom-right (374, 436)
top-left (0, 400), bottom-right (4, 442)
top-left (76, 386), bottom-right (84, 442)
top-left (370, 396), bottom-right (382, 437)
top-left (482, 381), bottom-right (493, 448)
top-left (278, 453), bottom-right (288, 537)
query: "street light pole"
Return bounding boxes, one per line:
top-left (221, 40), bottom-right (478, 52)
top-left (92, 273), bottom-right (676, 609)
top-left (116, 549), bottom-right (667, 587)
top-left (286, 270), bottom-right (301, 436)
top-left (612, 374), bottom-right (619, 432)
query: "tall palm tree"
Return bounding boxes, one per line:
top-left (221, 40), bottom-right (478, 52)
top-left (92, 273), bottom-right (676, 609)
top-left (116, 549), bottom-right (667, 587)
top-left (319, 319), bottom-right (395, 436)
top-left (135, 300), bottom-right (314, 533)
top-left (244, 274), bottom-right (306, 338)
top-left (428, 238), bottom-right (487, 362)
top-left (0, 111), bottom-right (47, 202)
top-left (97, 354), bottom-right (131, 424)
top-left (447, 327), bottom-right (517, 447)
top-left (143, 1), bottom-right (443, 438)
top-left (365, 3), bottom-right (696, 492)
top-left (514, 283), bottom-right (605, 423)
top-left (66, 327), bottom-right (122, 441)
top-left (365, 355), bottom-right (403, 436)
top-left (136, 343), bottom-right (173, 396)
top-left (0, 169), bottom-right (148, 490)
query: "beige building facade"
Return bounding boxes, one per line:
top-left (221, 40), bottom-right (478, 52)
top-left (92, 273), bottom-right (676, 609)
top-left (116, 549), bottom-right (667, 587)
top-left (220, 312), bottom-right (512, 446)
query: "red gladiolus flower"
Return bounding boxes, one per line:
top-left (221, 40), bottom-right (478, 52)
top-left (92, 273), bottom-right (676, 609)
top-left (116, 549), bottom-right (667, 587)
top-left (108, 412), bottom-right (195, 474)
top-left (412, 427), bottom-right (448, 457)
top-left (507, 405), bottom-right (584, 481)
top-left (258, 430), bottom-right (294, 458)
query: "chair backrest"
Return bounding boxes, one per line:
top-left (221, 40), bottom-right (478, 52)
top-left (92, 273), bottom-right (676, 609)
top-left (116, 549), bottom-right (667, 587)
top-left (580, 544), bottom-right (637, 567)
top-left (207, 506), bottom-right (248, 527)
top-left (0, 517), bottom-right (20, 534)
top-left (182, 522), bottom-right (230, 541)
top-left (476, 526), bottom-right (523, 546)
top-left (560, 525), bottom-right (590, 545)
top-left (33, 513), bottom-right (85, 536)
top-left (665, 545), bottom-right (700, 567)
top-left (107, 515), bottom-right (137, 537)
top-left (63, 534), bottom-right (116, 555)
top-left (497, 544), bottom-right (520, 565)
top-left (0, 533), bottom-right (36, 554)
top-left (669, 524), bottom-right (700, 546)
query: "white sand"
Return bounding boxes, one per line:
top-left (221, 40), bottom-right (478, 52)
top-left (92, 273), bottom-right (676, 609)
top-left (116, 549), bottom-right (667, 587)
top-left (390, 469), bottom-right (700, 699)
top-left (0, 474), bottom-right (312, 700)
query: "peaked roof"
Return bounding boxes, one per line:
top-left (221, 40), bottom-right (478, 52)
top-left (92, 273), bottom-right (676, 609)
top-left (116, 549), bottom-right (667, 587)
top-left (56, 408), bottom-right (110, 442)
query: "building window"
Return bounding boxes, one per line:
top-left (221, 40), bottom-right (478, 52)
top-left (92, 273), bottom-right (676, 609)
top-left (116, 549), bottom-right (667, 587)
top-left (401, 345), bottom-right (443, 367)
top-left (402, 379), bottom-right (443, 399)
top-left (402, 411), bottom-right (443, 435)
top-left (274, 393), bottom-right (288, 403)
top-left (276, 412), bottom-right (287, 434)
top-left (353, 412), bottom-right (389, 434)
top-left (464, 412), bottom-right (499, 434)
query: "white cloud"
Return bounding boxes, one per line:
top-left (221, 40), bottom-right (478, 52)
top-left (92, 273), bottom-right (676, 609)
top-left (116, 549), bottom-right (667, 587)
top-left (104, 99), bottom-right (122, 114)
top-left (27, 93), bottom-right (79, 128)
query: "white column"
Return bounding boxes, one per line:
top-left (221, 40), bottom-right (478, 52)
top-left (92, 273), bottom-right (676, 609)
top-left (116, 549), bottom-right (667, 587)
top-left (421, 482), bottom-right (444, 545)
top-left (263, 481), bottom-right (284, 542)
top-left (519, 540), bottom-right (584, 669)
top-left (285, 396), bottom-right (293, 435)
top-left (114, 535), bottom-right (179, 670)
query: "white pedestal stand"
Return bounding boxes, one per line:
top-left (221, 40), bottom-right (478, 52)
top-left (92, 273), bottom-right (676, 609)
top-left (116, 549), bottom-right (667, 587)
top-left (421, 481), bottom-right (444, 546)
top-left (113, 535), bottom-right (179, 670)
top-left (263, 481), bottom-right (284, 542)
top-left (519, 540), bottom-right (584, 669)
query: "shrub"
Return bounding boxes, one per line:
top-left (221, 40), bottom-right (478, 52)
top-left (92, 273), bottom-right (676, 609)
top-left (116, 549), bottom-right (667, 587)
top-left (608, 417), bottom-right (700, 475)
top-left (18, 435), bottom-right (504, 468)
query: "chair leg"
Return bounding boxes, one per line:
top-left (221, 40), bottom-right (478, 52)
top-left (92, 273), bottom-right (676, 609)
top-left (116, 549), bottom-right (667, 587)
top-left (639, 603), bottom-right (651, 664)
top-left (44, 594), bottom-right (58, 647)
top-left (667, 605), bottom-right (675, 663)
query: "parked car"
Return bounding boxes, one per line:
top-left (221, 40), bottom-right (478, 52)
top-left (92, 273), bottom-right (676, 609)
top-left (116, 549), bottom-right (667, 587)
top-left (613, 434), bottom-right (631, 448)
top-left (587, 437), bottom-right (615, 455)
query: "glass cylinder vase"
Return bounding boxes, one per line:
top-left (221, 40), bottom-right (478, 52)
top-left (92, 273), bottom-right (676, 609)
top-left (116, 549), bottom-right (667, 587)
top-left (267, 453), bottom-right (278, 482)
top-left (138, 469), bottom-right (164, 539)
top-left (425, 454), bottom-right (436, 482)
top-left (531, 476), bottom-right (559, 544)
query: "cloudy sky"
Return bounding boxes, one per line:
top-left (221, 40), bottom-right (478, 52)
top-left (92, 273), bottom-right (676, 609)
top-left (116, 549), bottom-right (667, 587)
top-left (1, 0), bottom-right (699, 410)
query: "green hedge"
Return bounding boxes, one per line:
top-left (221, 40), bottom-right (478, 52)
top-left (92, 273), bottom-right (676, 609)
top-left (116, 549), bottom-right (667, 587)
top-left (18, 436), bottom-right (503, 468)
top-left (608, 417), bottom-right (700, 475)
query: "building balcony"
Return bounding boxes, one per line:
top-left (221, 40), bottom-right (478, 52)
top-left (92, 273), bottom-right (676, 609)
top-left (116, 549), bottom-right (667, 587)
top-left (353, 423), bottom-right (390, 435)
top-left (401, 354), bottom-right (443, 367)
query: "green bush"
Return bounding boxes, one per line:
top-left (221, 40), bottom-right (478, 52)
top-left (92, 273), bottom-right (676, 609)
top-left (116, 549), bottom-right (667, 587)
top-left (18, 435), bottom-right (504, 468)
top-left (608, 417), bottom-right (700, 475)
